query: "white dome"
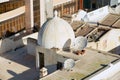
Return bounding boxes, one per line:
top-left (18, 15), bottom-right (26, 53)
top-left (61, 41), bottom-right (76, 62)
top-left (38, 11), bottom-right (75, 49)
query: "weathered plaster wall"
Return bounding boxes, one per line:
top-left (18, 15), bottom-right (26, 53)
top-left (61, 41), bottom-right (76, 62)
top-left (87, 29), bottom-right (120, 54)
top-left (0, 32), bottom-right (38, 54)
top-left (36, 46), bottom-right (67, 73)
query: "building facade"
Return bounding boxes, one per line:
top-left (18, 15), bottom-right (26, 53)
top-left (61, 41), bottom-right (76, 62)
top-left (1, 0), bottom-right (117, 39)
top-left (0, 0), bottom-right (83, 39)
top-left (0, 0), bottom-right (26, 39)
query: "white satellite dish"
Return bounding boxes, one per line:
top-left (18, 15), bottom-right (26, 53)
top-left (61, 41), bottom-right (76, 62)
top-left (64, 59), bottom-right (75, 70)
top-left (72, 36), bottom-right (87, 51)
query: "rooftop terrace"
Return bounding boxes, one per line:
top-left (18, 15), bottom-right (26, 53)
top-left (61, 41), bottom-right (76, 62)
top-left (0, 47), bottom-right (39, 80)
top-left (41, 48), bottom-right (119, 80)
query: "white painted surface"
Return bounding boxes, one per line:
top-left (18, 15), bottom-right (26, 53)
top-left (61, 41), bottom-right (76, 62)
top-left (0, 0), bottom-right (9, 3)
top-left (45, 0), bottom-right (53, 18)
top-left (115, 5), bottom-right (120, 14)
top-left (109, 5), bottom-right (120, 15)
top-left (74, 6), bottom-right (109, 23)
top-left (118, 0), bottom-right (120, 3)
top-left (53, 0), bottom-right (72, 6)
top-left (40, 0), bottom-right (47, 26)
top-left (38, 13), bottom-right (75, 49)
top-left (29, 0), bottom-right (34, 28)
top-left (27, 38), bottom-right (37, 56)
top-left (0, 32), bottom-right (38, 54)
top-left (90, 61), bottom-right (120, 80)
top-left (110, 0), bottom-right (118, 6)
top-left (0, 6), bottom-right (25, 22)
top-left (73, 10), bottom-right (87, 21)
top-left (87, 29), bottom-right (120, 53)
top-left (25, 0), bottom-right (34, 28)
top-left (87, 6), bottom-right (109, 22)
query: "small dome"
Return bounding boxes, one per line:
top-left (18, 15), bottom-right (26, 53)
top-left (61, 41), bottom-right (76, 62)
top-left (38, 11), bottom-right (75, 49)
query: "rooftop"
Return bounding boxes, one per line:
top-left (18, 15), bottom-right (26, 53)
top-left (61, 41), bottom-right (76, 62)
top-left (75, 23), bottom-right (96, 37)
top-left (0, 47), bottom-right (39, 80)
top-left (87, 26), bottom-right (110, 42)
top-left (99, 13), bottom-right (120, 27)
top-left (41, 48), bottom-right (119, 80)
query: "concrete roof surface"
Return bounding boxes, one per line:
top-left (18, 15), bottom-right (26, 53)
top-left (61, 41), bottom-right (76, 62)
top-left (0, 47), bottom-right (39, 80)
top-left (41, 48), bottom-right (119, 80)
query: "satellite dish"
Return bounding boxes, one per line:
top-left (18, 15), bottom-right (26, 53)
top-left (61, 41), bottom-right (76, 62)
top-left (64, 59), bottom-right (75, 70)
top-left (72, 36), bottom-right (87, 51)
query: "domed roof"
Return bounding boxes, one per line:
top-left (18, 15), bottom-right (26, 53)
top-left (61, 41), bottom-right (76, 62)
top-left (38, 11), bottom-right (75, 49)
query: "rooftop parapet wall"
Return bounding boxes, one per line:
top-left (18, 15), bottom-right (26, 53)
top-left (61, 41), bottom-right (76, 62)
top-left (88, 60), bottom-right (120, 80)
top-left (0, 32), bottom-right (38, 54)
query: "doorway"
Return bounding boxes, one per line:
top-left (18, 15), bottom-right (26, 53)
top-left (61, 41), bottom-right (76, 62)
top-left (57, 62), bottom-right (63, 70)
top-left (39, 53), bottom-right (44, 69)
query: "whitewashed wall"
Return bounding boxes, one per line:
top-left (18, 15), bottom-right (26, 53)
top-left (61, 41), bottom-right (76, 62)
top-left (0, 32), bottom-right (38, 54)
top-left (27, 38), bottom-right (37, 55)
top-left (89, 61), bottom-right (120, 80)
top-left (87, 6), bottom-right (109, 22)
top-left (118, 0), bottom-right (120, 3)
top-left (74, 6), bottom-right (109, 22)
top-left (87, 29), bottom-right (120, 54)
top-left (110, 0), bottom-right (118, 6)
top-left (0, 0), bottom-right (9, 3)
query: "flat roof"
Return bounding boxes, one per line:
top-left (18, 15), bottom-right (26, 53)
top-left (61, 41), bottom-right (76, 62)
top-left (87, 26), bottom-right (110, 42)
top-left (41, 48), bottom-right (119, 80)
top-left (0, 47), bottom-right (39, 80)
